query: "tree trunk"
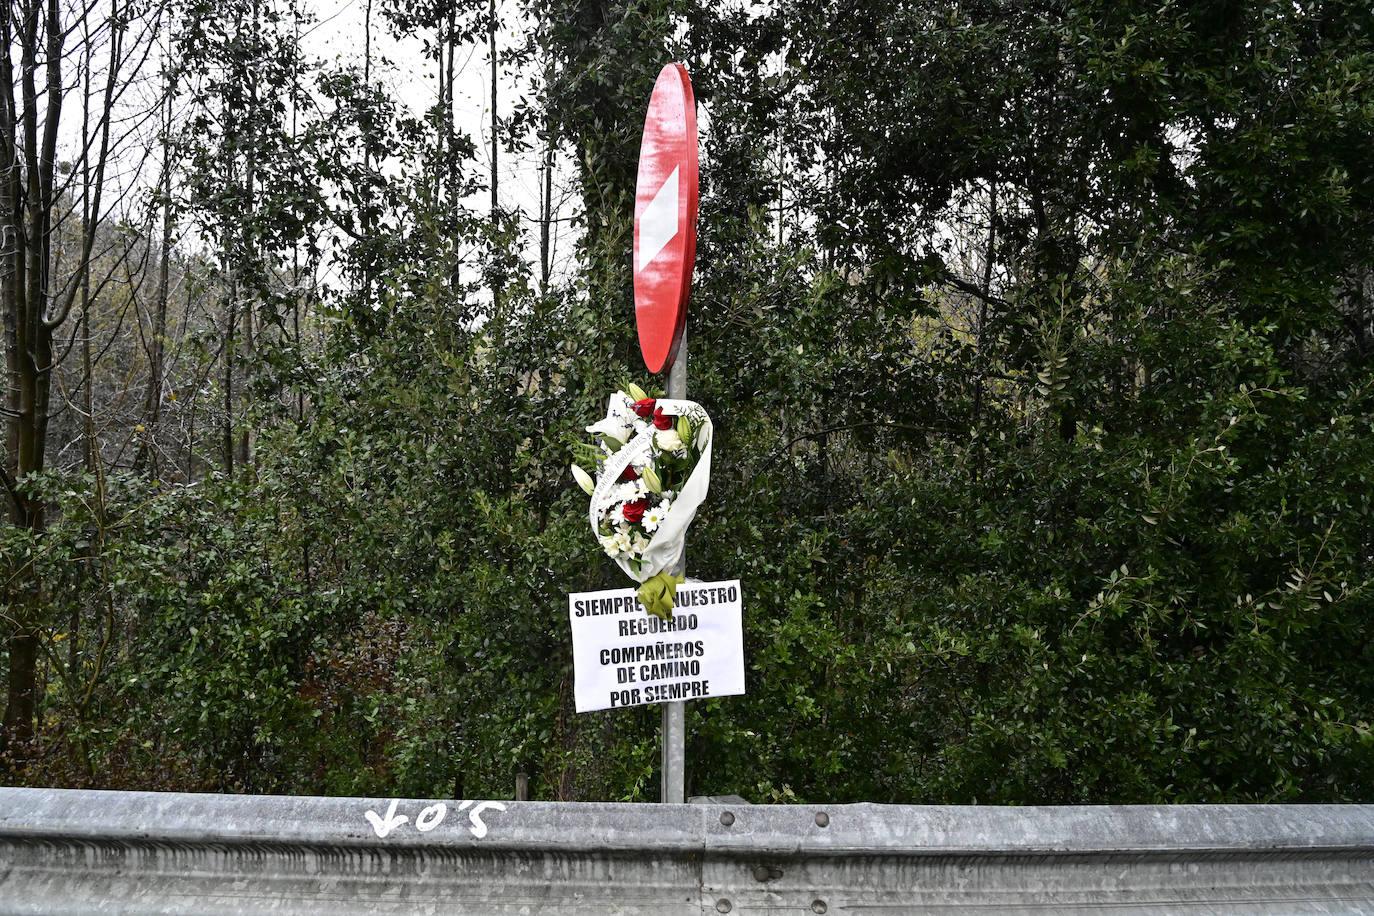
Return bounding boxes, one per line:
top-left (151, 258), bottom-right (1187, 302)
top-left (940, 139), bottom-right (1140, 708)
top-left (140, 72), bottom-right (174, 475)
top-left (489, 0), bottom-right (498, 221)
top-left (540, 141), bottom-right (552, 292)
top-left (238, 0), bottom-right (261, 473)
top-left (1, 0), bottom-right (64, 762)
top-left (972, 180), bottom-right (997, 438)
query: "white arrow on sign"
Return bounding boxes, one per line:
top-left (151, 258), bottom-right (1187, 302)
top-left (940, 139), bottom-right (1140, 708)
top-left (637, 165), bottom-right (680, 272)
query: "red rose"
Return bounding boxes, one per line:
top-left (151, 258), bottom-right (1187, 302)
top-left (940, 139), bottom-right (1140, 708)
top-left (621, 499), bottom-right (648, 524)
top-left (619, 465), bottom-right (639, 482)
top-left (632, 398), bottom-right (656, 418)
top-left (652, 406), bottom-right (674, 430)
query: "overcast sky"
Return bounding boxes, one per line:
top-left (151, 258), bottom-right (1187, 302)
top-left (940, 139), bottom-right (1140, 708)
top-left (299, 0), bottom-right (583, 282)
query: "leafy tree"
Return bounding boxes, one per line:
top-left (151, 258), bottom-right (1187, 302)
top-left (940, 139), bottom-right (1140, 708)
top-left (4, 0), bottom-right (1372, 804)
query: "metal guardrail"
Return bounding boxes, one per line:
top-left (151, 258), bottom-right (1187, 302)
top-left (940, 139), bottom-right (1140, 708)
top-left (1, 787), bottom-right (1372, 914)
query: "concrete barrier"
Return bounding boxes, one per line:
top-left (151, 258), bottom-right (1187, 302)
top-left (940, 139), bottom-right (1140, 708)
top-left (1, 787), bottom-right (1372, 913)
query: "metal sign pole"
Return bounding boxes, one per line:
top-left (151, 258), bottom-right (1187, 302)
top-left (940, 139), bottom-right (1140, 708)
top-left (633, 62), bottom-right (696, 806)
top-left (661, 330), bottom-right (687, 804)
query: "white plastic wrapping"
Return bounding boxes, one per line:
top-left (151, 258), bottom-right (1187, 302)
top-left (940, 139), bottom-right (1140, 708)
top-left (587, 397), bottom-right (713, 584)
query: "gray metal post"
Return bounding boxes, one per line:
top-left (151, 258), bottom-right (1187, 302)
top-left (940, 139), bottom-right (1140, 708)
top-left (661, 330), bottom-right (687, 804)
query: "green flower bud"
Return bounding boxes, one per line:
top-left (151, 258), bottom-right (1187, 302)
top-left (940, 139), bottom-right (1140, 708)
top-left (637, 571), bottom-right (685, 620)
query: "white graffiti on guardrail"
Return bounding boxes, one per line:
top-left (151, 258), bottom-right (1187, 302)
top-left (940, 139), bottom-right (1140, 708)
top-left (364, 799), bottom-right (507, 839)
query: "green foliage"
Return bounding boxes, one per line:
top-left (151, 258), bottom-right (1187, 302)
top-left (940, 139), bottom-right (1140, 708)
top-left (4, 0), bottom-right (1373, 804)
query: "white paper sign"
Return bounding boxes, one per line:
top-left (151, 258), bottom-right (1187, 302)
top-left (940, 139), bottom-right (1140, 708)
top-left (568, 579), bottom-right (745, 713)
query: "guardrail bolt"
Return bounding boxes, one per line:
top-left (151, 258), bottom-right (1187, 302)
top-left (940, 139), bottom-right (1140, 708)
top-left (814, 811), bottom-right (829, 828)
top-left (720, 811), bottom-right (735, 827)
top-left (753, 864), bottom-right (784, 882)
top-left (810, 899), bottom-right (828, 914)
top-left (715, 898), bottom-right (733, 913)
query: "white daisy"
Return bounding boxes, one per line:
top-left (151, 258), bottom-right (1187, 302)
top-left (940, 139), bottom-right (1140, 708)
top-left (611, 481), bottom-right (640, 503)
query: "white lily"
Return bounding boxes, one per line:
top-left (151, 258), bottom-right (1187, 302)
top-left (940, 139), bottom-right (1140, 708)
top-left (571, 464), bottom-right (596, 496)
top-left (586, 415), bottom-right (633, 444)
top-left (608, 391), bottom-right (636, 418)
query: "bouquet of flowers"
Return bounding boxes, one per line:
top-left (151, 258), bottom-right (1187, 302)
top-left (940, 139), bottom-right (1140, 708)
top-left (571, 383), bottom-right (713, 619)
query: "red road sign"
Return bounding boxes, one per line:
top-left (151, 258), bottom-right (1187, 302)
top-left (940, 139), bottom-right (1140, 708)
top-left (633, 63), bottom-right (699, 375)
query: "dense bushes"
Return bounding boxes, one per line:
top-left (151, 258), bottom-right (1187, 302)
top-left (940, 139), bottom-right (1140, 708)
top-left (4, 0), bottom-right (1373, 802)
